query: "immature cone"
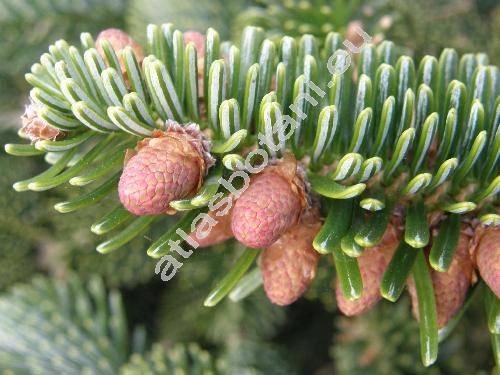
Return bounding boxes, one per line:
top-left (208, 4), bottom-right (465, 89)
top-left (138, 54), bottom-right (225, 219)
top-left (260, 208), bottom-right (322, 306)
top-left (336, 221), bottom-right (401, 316)
top-left (96, 28), bottom-right (144, 81)
top-left (118, 121), bottom-right (214, 216)
top-left (231, 154), bottom-right (309, 249)
top-left (471, 225), bottom-right (500, 298)
top-left (345, 20), bottom-right (366, 48)
top-left (21, 104), bottom-right (65, 142)
top-left (408, 227), bottom-right (474, 328)
top-left (187, 203), bottom-right (234, 248)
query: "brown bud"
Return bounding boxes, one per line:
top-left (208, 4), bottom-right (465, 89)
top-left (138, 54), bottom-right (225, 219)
top-left (379, 15), bottom-right (393, 30)
top-left (345, 20), bottom-right (366, 49)
top-left (260, 208), bottom-right (322, 306)
top-left (21, 104), bottom-right (65, 142)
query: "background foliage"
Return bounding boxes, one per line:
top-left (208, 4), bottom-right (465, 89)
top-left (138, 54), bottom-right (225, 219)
top-left (0, 0), bottom-right (126, 113)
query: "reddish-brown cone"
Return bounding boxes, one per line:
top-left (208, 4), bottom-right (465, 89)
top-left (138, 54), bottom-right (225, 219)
top-left (260, 208), bottom-right (322, 306)
top-left (187, 203), bottom-right (234, 248)
top-left (408, 227), bottom-right (474, 328)
top-left (96, 28), bottom-right (144, 82)
top-left (231, 154), bottom-right (309, 249)
top-left (336, 221), bottom-right (401, 316)
top-left (118, 121), bottom-right (214, 216)
top-left (21, 104), bottom-right (65, 142)
top-left (471, 225), bottom-right (500, 298)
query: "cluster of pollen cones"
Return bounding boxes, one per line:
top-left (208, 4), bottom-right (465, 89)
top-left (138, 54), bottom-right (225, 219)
top-left (116, 111), bottom-right (499, 321)
top-left (186, 153), bottom-right (321, 306)
top-left (25, 29), bottom-right (499, 324)
top-left (340, 220), bottom-right (499, 328)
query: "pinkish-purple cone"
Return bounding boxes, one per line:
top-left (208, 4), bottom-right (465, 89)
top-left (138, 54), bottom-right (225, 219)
top-left (336, 222), bottom-right (400, 316)
top-left (118, 122), bottom-right (214, 216)
top-left (260, 208), bottom-right (322, 305)
top-left (473, 225), bottom-right (500, 298)
top-left (231, 154), bottom-right (308, 249)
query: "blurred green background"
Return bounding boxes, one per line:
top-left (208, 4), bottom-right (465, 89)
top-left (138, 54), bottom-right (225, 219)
top-left (0, 0), bottom-right (497, 373)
